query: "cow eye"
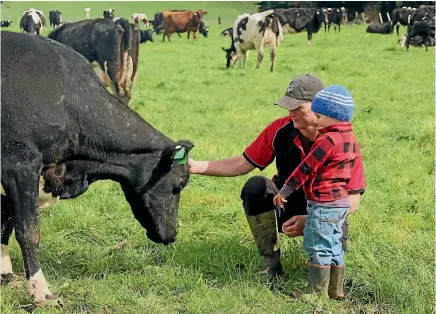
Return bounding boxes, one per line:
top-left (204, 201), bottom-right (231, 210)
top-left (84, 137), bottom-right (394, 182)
top-left (173, 177), bottom-right (187, 194)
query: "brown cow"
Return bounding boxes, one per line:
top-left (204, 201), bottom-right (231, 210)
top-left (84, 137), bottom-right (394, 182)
top-left (162, 9), bottom-right (207, 42)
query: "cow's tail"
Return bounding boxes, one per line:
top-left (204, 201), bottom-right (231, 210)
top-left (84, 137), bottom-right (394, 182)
top-left (116, 18), bottom-right (134, 102)
top-left (272, 14), bottom-right (283, 45)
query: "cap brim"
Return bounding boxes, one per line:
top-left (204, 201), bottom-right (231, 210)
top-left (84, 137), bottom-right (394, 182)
top-left (274, 96), bottom-right (306, 110)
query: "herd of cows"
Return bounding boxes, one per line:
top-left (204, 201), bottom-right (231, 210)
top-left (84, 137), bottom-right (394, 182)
top-left (0, 4), bottom-right (435, 308)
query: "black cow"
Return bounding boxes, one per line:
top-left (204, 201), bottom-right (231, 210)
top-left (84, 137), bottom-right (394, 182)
top-left (49, 10), bottom-right (62, 28)
top-left (391, 7), bottom-right (413, 36)
top-left (274, 8), bottom-right (322, 46)
top-left (48, 18), bottom-right (140, 105)
top-left (366, 21), bottom-right (393, 34)
top-left (140, 29), bottom-right (154, 43)
top-left (103, 8), bottom-right (115, 19)
top-left (326, 8), bottom-right (342, 33)
top-left (1, 20), bottom-right (12, 27)
top-left (1, 31), bottom-right (193, 305)
top-left (405, 20), bottom-right (435, 51)
top-left (20, 9), bottom-right (46, 35)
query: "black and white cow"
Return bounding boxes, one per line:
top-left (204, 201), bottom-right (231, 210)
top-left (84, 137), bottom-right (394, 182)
top-left (1, 20), bottom-right (12, 27)
top-left (48, 18), bottom-right (140, 105)
top-left (233, 10), bottom-right (283, 72)
top-left (49, 10), bottom-right (62, 29)
top-left (273, 8), bottom-right (322, 46)
top-left (404, 20), bottom-right (435, 51)
top-left (103, 8), bottom-right (115, 19)
top-left (366, 21), bottom-right (393, 34)
top-left (20, 9), bottom-right (46, 35)
top-left (326, 7), bottom-right (342, 33)
top-left (391, 7), bottom-right (413, 36)
top-left (1, 31), bottom-right (194, 306)
top-left (140, 29), bottom-right (154, 43)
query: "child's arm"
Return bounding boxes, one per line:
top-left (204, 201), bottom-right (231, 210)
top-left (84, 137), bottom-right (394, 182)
top-left (278, 135), bottom-right (335, 198)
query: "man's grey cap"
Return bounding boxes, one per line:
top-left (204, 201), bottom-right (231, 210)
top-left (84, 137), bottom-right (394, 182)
top-left (275, 74), bottom-right (325, 110)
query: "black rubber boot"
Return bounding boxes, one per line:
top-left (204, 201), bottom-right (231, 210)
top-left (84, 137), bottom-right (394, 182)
top-left (246, 211), bottom-right (283, 281)
top-left (328, 265), bottom-right (345, 299)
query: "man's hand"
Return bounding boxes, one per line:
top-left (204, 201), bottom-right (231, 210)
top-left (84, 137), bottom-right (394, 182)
top-left (282, 215), bottom-right (306, 237)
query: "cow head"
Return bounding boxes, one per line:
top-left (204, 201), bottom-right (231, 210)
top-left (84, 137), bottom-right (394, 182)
top-left (194, 9), bottom-right (208, 21)
top-left (122, 140), bottom-right (194, 244)
top-left (199, 22), bottom-right (209, 37)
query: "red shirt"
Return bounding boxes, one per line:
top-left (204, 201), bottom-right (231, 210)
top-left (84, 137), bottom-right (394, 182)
top-left (279, 123), bottom-right (361, 202)
top-left (244, 116), bottom-right (365, 195)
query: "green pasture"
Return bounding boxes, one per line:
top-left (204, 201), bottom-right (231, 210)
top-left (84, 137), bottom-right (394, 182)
top-left (1, 1), bottom-right (435, 313)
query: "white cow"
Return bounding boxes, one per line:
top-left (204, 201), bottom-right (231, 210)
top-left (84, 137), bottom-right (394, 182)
top-left (132, 13), bottom-right (149, 27)
top-left (233, 10), bottom-right (283, 72)
top-left (85, 8), bottom-right (91, 19)
top-left (20, 8), bottom-right (46, 34)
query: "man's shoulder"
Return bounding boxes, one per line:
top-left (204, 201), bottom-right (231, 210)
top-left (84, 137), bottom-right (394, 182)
top-left (265, 116), bottom-right (294, 133)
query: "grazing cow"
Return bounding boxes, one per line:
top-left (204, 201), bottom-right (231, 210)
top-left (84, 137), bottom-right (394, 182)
top-left (49, 10), bottom-right (62, 28)
top-left (20, 9), bottom-right (46, 35)
top-left (103, 9), bottom-right (115, 19)
top-left (221, 27), bottom-right (237, 68)
top-left (84, 8), bottom-right (91, 19)
top-left (132, 13), bottom-right (149, 27)
top-left (140, 29), bottom-right (154, 43)
top-left (1, 31), bottom-right (194, 306)
top-left (391, 7), bottom-right (413, 36)
top-left (233, 10), bottom-right (283, 72)
top-left (48, 18), bottom-right (140, 105)
top-left (1, 20), bottom-right (12, 27)
top-left (162, 9), bottom-right (208, 42)
top-left (405, 20), bottom-right (435, 51)
top-left (366, 21), bottom-right (393, 34)
top-left (273, 8), bottom-right (322, 46)
top-left (326, 7), bottom-right (342, 32)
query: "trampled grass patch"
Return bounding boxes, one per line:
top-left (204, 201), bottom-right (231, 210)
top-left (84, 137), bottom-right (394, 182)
top-left (1, 1), bottom-right (435, 313)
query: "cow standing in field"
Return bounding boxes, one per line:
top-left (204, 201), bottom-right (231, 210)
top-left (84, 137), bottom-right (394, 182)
top-left (1, 20), bottom-right (12, 27)
top-left (1, 31), bottom-right (194, 306)
top-left (103, 9), bottom-right (115, 19)
top-left (273, 8), bottom-right (322, 46)
top-left (132, 13), bottom-right (149, 27)
top-left (233, 10), bottom-right (283, 72)
top-left (404, 20), bottom-right (435, 51)
top-left (391, 7), bottom-right (413, 36)
top-left (162, 9), bottom-right (208, 42)
top-left (49, 10), bottom-right (62, 29)
top-left (20, 9), bottom-right (46, 35)
top-left (48, 18), bottom-right (140, 105)
top-left (326, 7), bottom-right (342, 32)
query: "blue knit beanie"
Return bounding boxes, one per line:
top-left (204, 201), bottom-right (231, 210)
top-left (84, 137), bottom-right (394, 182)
top-left (311, 85), bottom-right (354, 122)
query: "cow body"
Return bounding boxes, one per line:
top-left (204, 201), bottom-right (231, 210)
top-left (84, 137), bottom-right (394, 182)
top-left (20, 9), bottom-right (46, 34)
top-left (273, 8), bottom-right (321, 46)
top-left (140, 29), bottom-right (154, 43)
top-left (49, 10), bottom-right (62, 28)
top-left (1, 31), bottom-right (193, 305)
top-left (132, 13), bottom-right (149, 27)
top-left (1, 20), bottom-right (12, 27)
top-left (48, 18), bottom-right (140, 105)
top-left (366, 21), bottom-right (393, 34)
top-left (162, 10), bottom-right (207, 42)
top-left (233, 10), bottom-right (282, 72)
top-left (326, 8), bottom-right (342, 32)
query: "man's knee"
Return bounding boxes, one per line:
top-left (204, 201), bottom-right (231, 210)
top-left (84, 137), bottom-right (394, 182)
top-left (240, 176), bottom-right (272, 216)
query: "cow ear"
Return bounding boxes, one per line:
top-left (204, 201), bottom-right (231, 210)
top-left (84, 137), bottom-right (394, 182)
top-left (160, 140), bottom-right (195, 165)
top-left (204, 11), bottom-right (208, 14)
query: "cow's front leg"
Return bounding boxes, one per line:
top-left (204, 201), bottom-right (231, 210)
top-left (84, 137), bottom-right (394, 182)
top-left (1, 195), bottom-right (18, 284)
top-left (2, 153), bottom-right (61, 307)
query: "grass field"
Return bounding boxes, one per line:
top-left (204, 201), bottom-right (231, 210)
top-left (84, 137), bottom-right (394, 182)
top-left (1, 1), bottom-right (435, 313)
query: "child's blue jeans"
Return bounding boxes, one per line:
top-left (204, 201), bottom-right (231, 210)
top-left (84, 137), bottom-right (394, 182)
top-left (303, 203), bottom-right (349, 266)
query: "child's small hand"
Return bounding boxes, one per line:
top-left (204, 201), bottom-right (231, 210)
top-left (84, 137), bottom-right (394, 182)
top-left (273, 193), bottom-right (287, 208)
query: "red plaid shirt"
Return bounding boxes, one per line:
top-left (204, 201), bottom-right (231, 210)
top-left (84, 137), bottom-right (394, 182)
top-left (279, 123), bottom-right (361, 202)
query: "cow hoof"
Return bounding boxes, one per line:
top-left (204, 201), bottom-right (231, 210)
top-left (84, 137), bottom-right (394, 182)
top-left (1, 273), bottom-right (24, 286)
top-left (36, 295), bottom-right (65, 310)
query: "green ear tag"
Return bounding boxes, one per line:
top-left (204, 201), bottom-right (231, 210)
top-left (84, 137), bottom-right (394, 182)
top-left (177, 154), bottom-right (188, 165)
top-left (174, 147), bottom-right (186, 160)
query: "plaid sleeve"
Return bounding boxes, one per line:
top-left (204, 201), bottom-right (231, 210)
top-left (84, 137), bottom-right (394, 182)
top-left (279, 135), bottom-right (335, 198)
top-left (346, 148), bottom-right (365, 194)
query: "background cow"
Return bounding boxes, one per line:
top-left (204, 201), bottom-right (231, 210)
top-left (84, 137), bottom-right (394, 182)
top-left (162, 9), bottom-right (208, 42)
top-left (405, 20), bottom-right (435, 51)
top-left (326, 7), bottom-right (342, 32)
top-left (140, 29), bottom-right (154, 44)
top-left (1, 20), bottom-right (12, 27)
top-left (20, 9), bottom-right (46, 34)
top-left (132, 13), bottom-right (149, 28)
top-left (48, 18), bottom-right (140, 105)
top-left (49, 10), bottom-right (62, 29)
top-left (2, 31), bottom-right (194, 306)
top-left (103, 9), bottom-right (115, 19)
top-left (366, 21), bottom-right (393, 34)
top-left (233, 10), bottom-right (283, 72)
top-left (391, 7), bottom-right (413, 36)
